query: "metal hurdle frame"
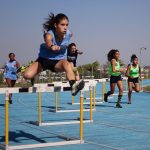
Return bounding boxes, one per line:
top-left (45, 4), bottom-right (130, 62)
top-left (34, 81), bottom-right (95, 113)
top-left (0, 86), bottom-right (85, 150)
top-left (34, 81), bottom-right (94, 126)
top-left (73, 79), bottom-right (107, 108)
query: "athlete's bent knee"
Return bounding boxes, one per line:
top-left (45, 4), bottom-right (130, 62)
top-left (63, 61), bottom-right (72, 70)
top-left (23, 72), bottom-right (33, 79)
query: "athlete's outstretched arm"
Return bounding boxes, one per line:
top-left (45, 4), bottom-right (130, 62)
top-left (77, 50), bottom-right (83, 55)
top-left (44, 33), bottom-right (60, 51)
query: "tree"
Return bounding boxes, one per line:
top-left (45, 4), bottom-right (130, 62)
top-left (78, 60), bottom-right (100, 79)
top-left (0, 73), bottom-right (4, 84)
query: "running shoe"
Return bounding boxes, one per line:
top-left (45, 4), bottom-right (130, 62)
top-left (71, 80), bottom-right (85, 96)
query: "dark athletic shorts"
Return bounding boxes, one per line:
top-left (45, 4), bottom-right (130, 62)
top-left (110, 75), bottom-right (122, 84)
top-left (36, 57), bottom-right (60, 72)
top-left (128, 77), bottom-right (139, 83)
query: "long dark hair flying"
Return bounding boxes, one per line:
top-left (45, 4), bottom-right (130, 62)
top-left (107, 49), bottom-right (119, 62)
top-left (43, 12), bottom-right (69, 32)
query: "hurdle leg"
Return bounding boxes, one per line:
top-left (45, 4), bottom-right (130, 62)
top-left (55, 92), bottom-right (58, 112)
top-left (80, 90), bottom-right (84, 143)
top-left (93, 86), bottom-right (96, 109)
top-left (38, 88), bottom-right (42, 126)
top-left (102, 81), bottom-right (106, 101)
top-left (5, 91), bottom-right (9, 149)
top-left (85, 90), bottom-right (89, 99)
top-left (90, 86), bottom-right (93, 122)
top-left (72, 96), bottom-right (74, 105)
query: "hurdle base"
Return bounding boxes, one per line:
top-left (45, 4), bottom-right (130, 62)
top-left (73, 101), bottom-right (103, 105)
top-left (2, 140), bottom-right (84, 150)
top-left (84, 97), bottom-right (102, 100)
top-left (55, 108), bottom-right (96, 113)
top-left (33, 120), bottom-right (93, 126)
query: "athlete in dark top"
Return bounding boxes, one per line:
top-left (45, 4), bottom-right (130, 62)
top-left (67, 43), bottom-right (83, 80)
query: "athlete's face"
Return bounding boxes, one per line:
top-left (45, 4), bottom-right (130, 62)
top-left (55, 19), bottom-right (69, 35)
top-left (114, 51), bottom-right (120, 60)
top-left (70, 45), bottom-right (76, 53)
top-left (9, 54), bottom-right (15, 61)
top-left (133, 58), bottom-right (138, 65)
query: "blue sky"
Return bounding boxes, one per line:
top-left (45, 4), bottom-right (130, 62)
top-left (0, 0), bottom-right (150, 66)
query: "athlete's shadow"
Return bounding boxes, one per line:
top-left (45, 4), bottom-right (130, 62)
top-left (108, 101), bottom-right (128, 104)
top-left (41, 106), bottom-right (65, 112)
top-left (42, 106), bottom-right (64, 109)
top-left (95, 104), bottom-right (116, 108)
top-left (0, 130), bottom-right (46, 143)
top-left (86, 104), bottom-right (115, 108)
top-left (0, 104), bottom-right (5, 107)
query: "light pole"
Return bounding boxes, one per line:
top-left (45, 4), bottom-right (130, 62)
top-left (140, 47), bottom-right (146, 67)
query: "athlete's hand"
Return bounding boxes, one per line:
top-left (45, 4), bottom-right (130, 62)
top-left (51, 45), bottom-right (61, 51)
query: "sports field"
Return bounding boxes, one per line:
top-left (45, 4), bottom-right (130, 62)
top-left (0, 79), bottom-right (150, 150)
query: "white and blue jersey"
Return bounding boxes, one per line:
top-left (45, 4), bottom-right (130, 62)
top-left (4, 60), bottom-right (17, 80)
top-left (38, 30), bottom-right (71, 60)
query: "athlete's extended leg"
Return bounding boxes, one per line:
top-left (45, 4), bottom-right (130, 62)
top-left (134, 82), bottom-right (140, 92)
top-left (55, 60), bottom-right (84, 96)
top-left (5, 78), bottom-right (16, 104)
top-left (128, 82), bottom-right (133, 104)
top-left (23, 62), bottom-right (43, 80)
top-left (69, 62), bottom-right (80, 81)
top-left (116, 80), bottom-right (123, 108)
top-left (104, 83), bottom-right (116, 102)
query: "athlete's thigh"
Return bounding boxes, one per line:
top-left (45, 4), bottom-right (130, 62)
top-left (134, 82), bottom-right (140, 91)
top-left (128, 82), bottom-right (133, 92)
top-left (25, 62), bottom-right (42, 77)
top-left (117, 80), bottom-right (123, 91)
top-left (11, 80), bottom-right (16, 87)
top-left (110, 83), bottom-right (116, 93)
top-left (55, 60), bottom-right (70, 72)
top-left (5, 78), bottom-right (12, 87)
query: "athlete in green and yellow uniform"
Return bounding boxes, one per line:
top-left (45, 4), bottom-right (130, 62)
top-left (125, 54), bottom-right (141, 104)
top-left (104, 49), bottom-right (125, 108)
top-left (109, 60), bottom-right (121, 76)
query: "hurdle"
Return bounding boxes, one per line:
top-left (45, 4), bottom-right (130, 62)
top-left (0, 86), bottom-right (85, 150)
top-left (34, 81), bottom-right (94, 126)
top-left (74, 79), bottom-right (107, 107)
top-left (35, 81), bottom-right (96, 113)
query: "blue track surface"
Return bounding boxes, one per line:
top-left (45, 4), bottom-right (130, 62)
top-left (0, 79), bottom-right (150, 150)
